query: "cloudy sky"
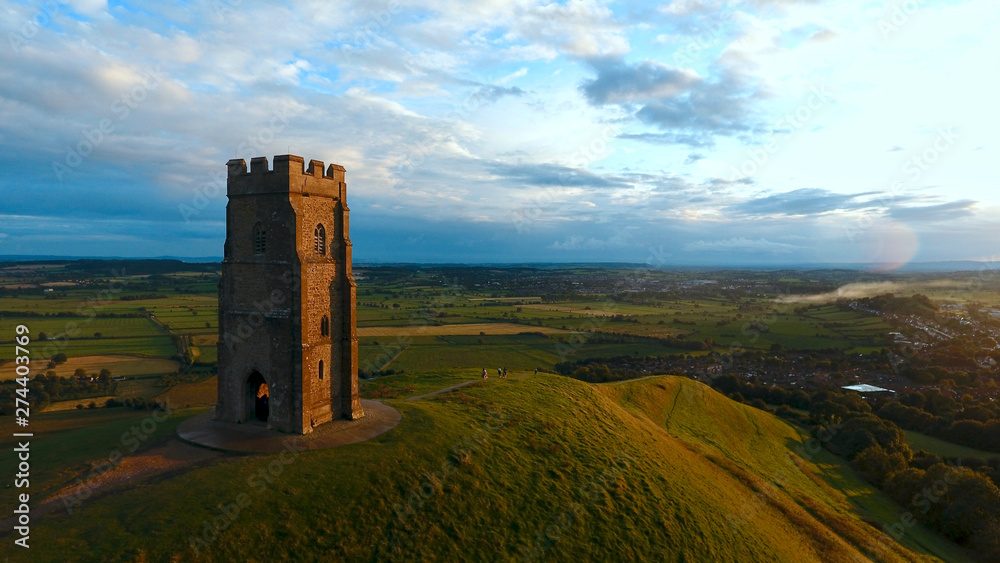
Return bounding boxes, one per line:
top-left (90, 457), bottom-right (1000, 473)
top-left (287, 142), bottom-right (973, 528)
top-left (1, 0), bottom-right (998, 266)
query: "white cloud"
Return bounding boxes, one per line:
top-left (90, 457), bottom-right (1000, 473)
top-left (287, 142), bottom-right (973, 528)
top-left (0, 0), bottom-right (994, 263)
top-left (65, 0), bottom-right (108, 16)
top-left (499, 67), bottom-right (528, 84)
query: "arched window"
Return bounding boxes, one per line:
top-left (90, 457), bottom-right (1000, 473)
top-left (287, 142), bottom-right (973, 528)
top-left (314, 224), bottom-right (326, 255)
top-left (320, 315), bottom-right (329, 337)
top-left (253, 223), bottom-right (266, 255)
top-left (319, 360), bottom-right (324, 380)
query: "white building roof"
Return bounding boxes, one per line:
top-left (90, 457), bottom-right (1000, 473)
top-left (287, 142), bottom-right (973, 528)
top-left (842, 384), bottom-right (894, 393)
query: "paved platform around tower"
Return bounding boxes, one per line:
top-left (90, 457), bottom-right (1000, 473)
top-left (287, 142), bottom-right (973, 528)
top-left (177, 399), bottom-right (401, 453)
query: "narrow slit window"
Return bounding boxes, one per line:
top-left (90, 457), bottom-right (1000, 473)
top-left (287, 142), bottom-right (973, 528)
top-left (253, 223), bottom-right (266, 254)
top-left (314, 224), bottom-right (326, 255)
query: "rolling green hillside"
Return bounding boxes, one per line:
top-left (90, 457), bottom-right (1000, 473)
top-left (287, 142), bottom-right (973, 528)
top-left (16, 375), bottom-right (969, 562)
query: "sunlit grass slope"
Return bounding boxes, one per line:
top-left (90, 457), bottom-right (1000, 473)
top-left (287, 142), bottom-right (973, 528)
top-left (19, 374), bottom-right (964, 562)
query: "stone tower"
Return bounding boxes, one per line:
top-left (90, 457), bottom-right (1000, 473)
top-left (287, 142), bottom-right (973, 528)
top-left (216, 154), bottom-right (363, 434)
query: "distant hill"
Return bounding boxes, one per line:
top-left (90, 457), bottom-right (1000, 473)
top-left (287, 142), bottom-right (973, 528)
top-left (25, 374), bottom-right (966, 561)
top-left (0, 255), bottom-right (222, 264)
top-left (3, 256), bottom-right (1000, 273)
top-left (0, 257), bottom-right (219, 275)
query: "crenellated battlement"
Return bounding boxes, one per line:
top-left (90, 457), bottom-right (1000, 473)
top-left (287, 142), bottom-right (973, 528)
top-left (227, 154), bottom-right (346, 198)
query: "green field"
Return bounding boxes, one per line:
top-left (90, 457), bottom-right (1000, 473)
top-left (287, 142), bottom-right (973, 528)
top-left (904, 430), bottom-right (999, 461)
top-left (145, 299), bottom-right (218, 335)
top-left (34, 336), bottom-right (176, 358)
top-left (0, 315), bottom-right (164, 340)
top-left (0, 265), bottom-right (914, 415)
top-left (2, 263), bottom-right (991, 561)
top-left (359, 332), bottom-right (689, 374)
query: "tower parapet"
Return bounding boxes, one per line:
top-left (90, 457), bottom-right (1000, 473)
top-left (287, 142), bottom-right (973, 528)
top-left (226, 155), bottom-right (346, 198)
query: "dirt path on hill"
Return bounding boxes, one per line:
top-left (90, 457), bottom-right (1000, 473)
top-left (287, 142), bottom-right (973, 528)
top-left (609, 375), bottom-right (664, 385)
top-left (404, 373), bottom-right (529, 402)
top-left (0, 439), bottom-right (223, 535)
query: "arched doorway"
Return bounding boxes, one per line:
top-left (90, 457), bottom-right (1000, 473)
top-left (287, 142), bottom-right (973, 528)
top-left (246, 371), bottom-right (269, 422)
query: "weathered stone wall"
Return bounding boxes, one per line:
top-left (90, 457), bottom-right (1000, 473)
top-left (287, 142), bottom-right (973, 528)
top-left (217, 154), bottom-right (361, 434)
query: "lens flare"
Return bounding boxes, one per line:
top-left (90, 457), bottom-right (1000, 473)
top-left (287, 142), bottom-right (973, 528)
top-left (862, 220), bottom-right (919, 272)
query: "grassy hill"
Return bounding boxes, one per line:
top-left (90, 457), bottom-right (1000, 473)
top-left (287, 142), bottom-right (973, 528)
top-left (13, 374), bottom-right (970, 562)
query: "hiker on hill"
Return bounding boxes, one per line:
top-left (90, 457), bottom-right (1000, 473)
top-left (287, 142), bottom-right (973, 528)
top-left (534, 368), bottom-right (538, 376)
top-left (497, 367), bottom-right (502, 378)
top-left (502, 367), bottom-right (507, 378)
top-left (482, 368), bottom-right (488, 380)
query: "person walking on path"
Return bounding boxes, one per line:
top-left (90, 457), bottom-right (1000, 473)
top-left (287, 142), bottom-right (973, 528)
top-left (502, 367), bottom-right (507, 378)
top-left (482, 368), bottom-right (488, 380)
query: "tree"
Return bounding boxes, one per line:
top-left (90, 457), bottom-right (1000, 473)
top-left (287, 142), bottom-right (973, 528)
top-left (51, 353), bottom-right (68, 365)
top-left (831, 414), bottom-right (912, 460)
top-left (971, 519), bottom-right (1000, 561)
top-left (851, 445), bottom-right (907, 488)
top-left (886, 467), bottom-right (926, 506)
top-left (939, 469), bottom-right (1000, 543)
top-left (946, 419), bottom-right (985, 448)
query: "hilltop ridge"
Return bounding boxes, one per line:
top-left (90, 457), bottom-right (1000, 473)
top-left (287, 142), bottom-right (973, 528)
top-left (18, 373), bottom-right (968, 562)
